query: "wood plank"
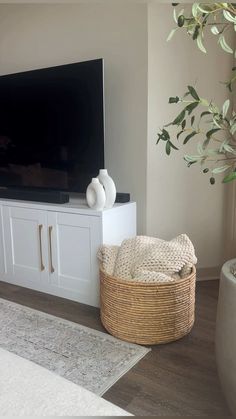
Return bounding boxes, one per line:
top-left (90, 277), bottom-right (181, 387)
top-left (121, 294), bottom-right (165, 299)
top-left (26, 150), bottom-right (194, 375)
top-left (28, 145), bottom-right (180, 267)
top-left (0, 279), bottom-right (230, 416)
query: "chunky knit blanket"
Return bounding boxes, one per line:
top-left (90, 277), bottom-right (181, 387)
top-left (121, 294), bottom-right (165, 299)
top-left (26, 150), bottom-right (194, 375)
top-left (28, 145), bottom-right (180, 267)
top-left (97, 234), bottom-right (197, 283)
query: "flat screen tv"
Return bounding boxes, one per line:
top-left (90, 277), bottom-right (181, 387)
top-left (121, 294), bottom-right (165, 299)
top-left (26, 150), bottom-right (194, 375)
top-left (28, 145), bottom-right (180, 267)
top-left (0, 59), bottom-right (105, 193)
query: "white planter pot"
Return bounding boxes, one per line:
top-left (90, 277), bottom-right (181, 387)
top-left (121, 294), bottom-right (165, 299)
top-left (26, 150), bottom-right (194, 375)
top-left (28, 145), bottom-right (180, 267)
top-left (216, 259), bottom-right (236, 416)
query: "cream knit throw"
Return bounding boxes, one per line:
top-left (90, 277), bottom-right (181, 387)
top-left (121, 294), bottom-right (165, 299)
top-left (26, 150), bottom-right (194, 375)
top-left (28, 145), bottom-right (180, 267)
top-left (97, 234), bottom-right (197, 283)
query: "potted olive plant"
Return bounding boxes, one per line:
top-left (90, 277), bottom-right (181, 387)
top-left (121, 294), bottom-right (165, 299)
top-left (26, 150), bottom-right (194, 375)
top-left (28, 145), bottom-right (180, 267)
top-left (158, 4), bottom-right (236, 415)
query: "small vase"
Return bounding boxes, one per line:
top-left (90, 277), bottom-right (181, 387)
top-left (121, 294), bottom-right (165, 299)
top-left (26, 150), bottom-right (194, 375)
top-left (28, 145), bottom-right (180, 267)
top-left (86, 178), bottom-right (106, 211)
top-left (98, 169), bottom-right (116, 209)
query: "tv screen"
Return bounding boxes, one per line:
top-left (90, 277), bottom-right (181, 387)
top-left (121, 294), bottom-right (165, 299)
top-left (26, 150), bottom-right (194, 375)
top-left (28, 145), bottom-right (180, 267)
top-left (0, 59), bottom-right (105, 193)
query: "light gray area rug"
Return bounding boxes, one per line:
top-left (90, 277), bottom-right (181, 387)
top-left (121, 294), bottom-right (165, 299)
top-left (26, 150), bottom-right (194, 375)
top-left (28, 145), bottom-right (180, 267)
top-left (0, 298), bottom-right (150, 396)
top-left (0, 348), bottom-right (132, 416)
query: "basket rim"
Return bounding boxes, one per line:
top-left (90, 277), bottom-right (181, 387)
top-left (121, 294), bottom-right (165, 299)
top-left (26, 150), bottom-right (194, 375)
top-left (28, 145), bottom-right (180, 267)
top-left (100, 265), bottom-right (196, 287)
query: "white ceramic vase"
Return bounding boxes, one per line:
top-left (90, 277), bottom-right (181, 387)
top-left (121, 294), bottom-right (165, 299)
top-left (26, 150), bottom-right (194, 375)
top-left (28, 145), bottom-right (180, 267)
top-left (98, 169), bottom-right (116, 209)
top-left (86, 178), bottom-right (106, 211)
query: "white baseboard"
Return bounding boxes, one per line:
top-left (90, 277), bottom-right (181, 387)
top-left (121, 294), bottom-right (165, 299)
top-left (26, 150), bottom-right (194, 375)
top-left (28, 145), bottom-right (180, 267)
top-left (196, 266), bottom-right (221, 281)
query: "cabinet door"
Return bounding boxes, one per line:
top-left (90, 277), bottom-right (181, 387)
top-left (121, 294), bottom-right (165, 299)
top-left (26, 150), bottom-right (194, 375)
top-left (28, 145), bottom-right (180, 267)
top-left (3, 206), bottom-right (48, 288)
top-left (48, 212), bottom-right (101, 307)
top-left (0, 205), bottom-right (7, 279)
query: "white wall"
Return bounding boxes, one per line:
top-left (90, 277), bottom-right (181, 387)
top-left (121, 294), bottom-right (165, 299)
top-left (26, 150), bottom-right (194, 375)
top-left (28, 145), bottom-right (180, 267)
top-left (0, 2), bottom-right (234, 270)
top-left (0, 3), bottom-right (148, 232)
top-left (147, 3), bottom-right (234, 269)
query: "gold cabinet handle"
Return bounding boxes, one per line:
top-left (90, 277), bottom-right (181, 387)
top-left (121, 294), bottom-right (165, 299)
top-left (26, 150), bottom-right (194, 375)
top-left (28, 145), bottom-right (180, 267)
top-left (38, 224), bottom-right (45, 271)
top-left (48, 226), bottom-right (55, 273)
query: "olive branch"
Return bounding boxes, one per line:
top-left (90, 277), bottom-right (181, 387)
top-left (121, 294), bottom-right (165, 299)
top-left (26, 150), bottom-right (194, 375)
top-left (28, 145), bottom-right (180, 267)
top-left (157, 3), bottom-right (236, 184)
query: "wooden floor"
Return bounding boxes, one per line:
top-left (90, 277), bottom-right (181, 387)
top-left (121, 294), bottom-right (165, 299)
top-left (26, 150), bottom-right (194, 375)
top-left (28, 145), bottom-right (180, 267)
top-left (0, 279), bottom-right (231, 416)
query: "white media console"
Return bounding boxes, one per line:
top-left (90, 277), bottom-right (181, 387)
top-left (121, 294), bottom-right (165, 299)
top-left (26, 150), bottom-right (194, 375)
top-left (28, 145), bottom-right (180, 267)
top-left (0, 198), bottom-right (136, 307)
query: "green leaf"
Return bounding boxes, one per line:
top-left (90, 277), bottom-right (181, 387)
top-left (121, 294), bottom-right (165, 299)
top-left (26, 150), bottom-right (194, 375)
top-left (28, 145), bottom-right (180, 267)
top-left (212, 165), bottom-right (230, 174)
top-left (167, 28), bottom-right (178, 42)
top-left (166, 141), bottom-right (171, 155)
top-left (157, 129), bottom-right (169, 144)
top-left (230, 123), bottom-right (236, 136)
top-left (212, 116), bottom-right (222, 129)
top-left (192, 3), bottom-right (199, 18)
top-left (156, 134), bottom-right (162, 145)
top-left (222, 99), bottom-right (230, 118)
top-left (206, 128), bottom-right (221, 139)
top-left (169, 140), bottom-right (178, 150)
top-left (223, 172), bottom-right (236, 183)
top-left (197, 142), bottom-right (203, 155)
top-left (211, 26), bottom-right (219, 35)
top-left (172, 109), bottom-right (186, 125)
top-left (197, 4), bottom-right (213, 13)
top-left (223, 10), bottom-right (236, 24)
top-left (183, 91), bottom-right (191, 98)
top-left (191, 116), bottom-right (195, 126)
top-left (228, 81), bottom-right (233, 92)
top-left (173, 7), bottom-right (178, 23)
top-left (177, 130), bottom-right (184, 140)
top-left (192, 25), bottom-right (200, 40)
top-left (184, 154), bottom-right (201, 162)
top-left (202, 137), bottom-right (210, 149)
top-left (162, 128), bottom-right (170, 139)
top-left (185, 102), bottom-right (199, 115)
top-left (219, 35), bottom-right (233, 54)
top-left (187, 160), bottom-right (197, 167)
top-left (197, 34), bottom-right (207, 53)
top-left (183, 131), bottom-right (197, 145)
top-left (181, 120), bottom-right (186, 129)
top-left (200, 111), bottom-right (211, 118)
top-left (223, 144), bottom-right (235, 153)
top-left (209, 103), bottom-right (219, 114)
top-left (188, 86), bottom-right (200, 101)
top-left (178, 9), bottom-right (184, 18)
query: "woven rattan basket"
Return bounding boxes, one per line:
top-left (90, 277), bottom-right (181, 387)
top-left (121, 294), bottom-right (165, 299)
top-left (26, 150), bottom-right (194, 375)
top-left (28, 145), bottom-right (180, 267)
top-left (100, 266), bottom-right (196, 345)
